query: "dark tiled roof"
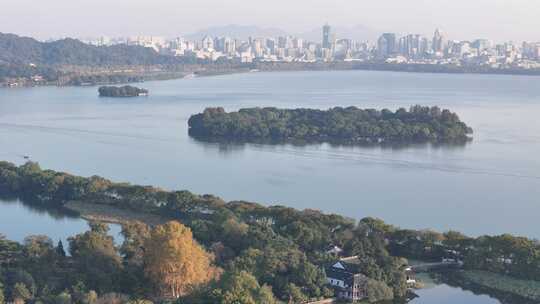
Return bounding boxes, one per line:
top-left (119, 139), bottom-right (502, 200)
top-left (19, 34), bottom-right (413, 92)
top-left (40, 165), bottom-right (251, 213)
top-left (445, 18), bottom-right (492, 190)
top-left (325, 257), bottom-right (366, 286)
top-left (326, 266), bottom-right (354, 283)
top-left (340, 261), bottom-right (362, 273)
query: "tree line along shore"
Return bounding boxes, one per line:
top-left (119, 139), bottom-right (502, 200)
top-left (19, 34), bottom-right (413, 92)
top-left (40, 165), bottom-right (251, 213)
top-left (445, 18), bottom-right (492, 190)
top-left (0, 161), bottom-right (539, 304)
top-left (188, 106), bottom-right (473, 145)
top-left (3, 31), bottom-right (540, 88)
top-left (5, 61), bottom-right (540, 88)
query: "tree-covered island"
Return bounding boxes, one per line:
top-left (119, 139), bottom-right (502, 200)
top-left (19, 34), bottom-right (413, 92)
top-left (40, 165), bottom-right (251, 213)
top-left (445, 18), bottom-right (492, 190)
top-left (98, 85), bottom-right (148, 97)
top-left (188, 106), bottom-right (473, 145)
top-left (0, 161), bottom-right (539, 304)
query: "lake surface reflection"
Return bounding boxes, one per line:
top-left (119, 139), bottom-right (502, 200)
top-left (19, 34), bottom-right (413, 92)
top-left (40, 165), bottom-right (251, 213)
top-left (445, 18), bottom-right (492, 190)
top-left (0, 198), bottom-right (121, 244)
top-left (412, 283), bottom-right (501, 304)
top-left (1, 70), bottom-right (539, 238)
top-left (2, 70), bottom-right (538, 304)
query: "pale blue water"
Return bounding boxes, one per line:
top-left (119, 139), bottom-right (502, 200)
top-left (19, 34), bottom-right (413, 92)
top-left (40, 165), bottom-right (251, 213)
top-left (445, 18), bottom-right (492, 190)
top-left (412, 283), bottom-right (501, 304)
top-left (0, 198), bottom-right (122, 247)
top-left (1, 70), bottom-right (539, 303)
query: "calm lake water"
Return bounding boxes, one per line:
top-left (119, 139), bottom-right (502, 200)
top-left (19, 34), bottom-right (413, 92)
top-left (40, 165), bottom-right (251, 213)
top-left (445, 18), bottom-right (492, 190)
top-left (1, 70), bottom-right (539, 303)
top-left (0, 198), bottom-right (122, 246)
top-left (411, 283), bottom-right (501, 304)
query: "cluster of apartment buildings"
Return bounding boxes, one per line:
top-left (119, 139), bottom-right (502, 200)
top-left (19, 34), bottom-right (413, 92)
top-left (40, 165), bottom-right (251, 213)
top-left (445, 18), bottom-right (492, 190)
top-left (82, 25), bottom-right (540, 69)
top-left (376, 29), bottom-right (540, 69)
top-left (84, 26), bottom-right (342, 63)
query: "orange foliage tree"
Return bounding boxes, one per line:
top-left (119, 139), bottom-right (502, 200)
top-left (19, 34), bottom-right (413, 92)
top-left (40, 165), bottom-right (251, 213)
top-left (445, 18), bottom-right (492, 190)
top-left (143, 221), bottom-right (220, 298)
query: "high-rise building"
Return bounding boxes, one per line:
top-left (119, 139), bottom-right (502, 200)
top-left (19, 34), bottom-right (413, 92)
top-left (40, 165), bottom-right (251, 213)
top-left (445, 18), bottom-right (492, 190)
top-left (377, 33), bottom-right (397, 58)
top-left (266, 38), bottom-right (277, 53)
top-left (472, 39), bottom-right (493, 52)
top-left (322, 24), bottom-right (332, 49)
top-left (251, 38), bottom-right (265, 58)
top-left (216, 37), bottom-right (235, 55)
top-left (278, 36), bottom-right (293, 49)
top-left (202, 36), bottom-right (214, 50)
top-left (432, 29), bottom-right (447, 54)
top-left (399, 34), bottom-right (423, 58)
top-left (293, 38), bottom-right (304, 50)
top-left (419, 37), bottom-right (431, 56)
top-left (522, 42), bottom-right (540, 60)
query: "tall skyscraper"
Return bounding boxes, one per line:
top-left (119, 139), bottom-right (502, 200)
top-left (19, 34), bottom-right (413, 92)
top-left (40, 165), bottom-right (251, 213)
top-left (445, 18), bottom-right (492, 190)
top-left (377, 33), bottom-right (397, 58)
top-left (399, 34), bottom-right (423, 58)
top-left (293, 38), bottom-right (304, 50)
top-left (432, 29), bottom-right (446, 54)
top-left (223, 37), bottom-right (236, 55)
top-left (322, 24), bottom-right (332, 49)
top-left (266, 38), bottom-right (277, 53)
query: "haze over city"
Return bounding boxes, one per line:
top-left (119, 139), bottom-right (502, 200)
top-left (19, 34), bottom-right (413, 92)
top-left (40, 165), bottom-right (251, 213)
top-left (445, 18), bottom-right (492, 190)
top-left (2, 0), bottom-right (539, 42)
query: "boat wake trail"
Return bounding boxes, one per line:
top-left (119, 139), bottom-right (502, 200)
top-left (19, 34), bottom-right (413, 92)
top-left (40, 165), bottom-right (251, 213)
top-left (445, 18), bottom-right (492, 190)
top-left (248, 145), bottom-right (540, 181)
top-left (0, 122), bottom-right (176, 143)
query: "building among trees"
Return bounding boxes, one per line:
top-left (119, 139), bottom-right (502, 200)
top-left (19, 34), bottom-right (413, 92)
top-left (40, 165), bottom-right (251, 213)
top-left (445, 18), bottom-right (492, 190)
top-left (325, 256), bottom-right (369, 301)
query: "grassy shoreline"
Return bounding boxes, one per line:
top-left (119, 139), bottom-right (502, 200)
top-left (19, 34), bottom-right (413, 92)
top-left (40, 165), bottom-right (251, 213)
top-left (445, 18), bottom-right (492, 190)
top-left (64, 201), bottom-right (169, 226)
top-left (435, 270), bottom-right (540, 303)
top-left (459, 270), bottom-right (540, 301)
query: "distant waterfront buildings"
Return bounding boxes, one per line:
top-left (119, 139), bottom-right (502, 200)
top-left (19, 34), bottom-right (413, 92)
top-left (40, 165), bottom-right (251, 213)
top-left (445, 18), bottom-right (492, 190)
top-left (322, 24), bottom-right (332, 49)
top-left (432, 29), bottom-right (447, 56)
top-left (377, 33), bottom-right (397, 58)
top-left (79, 24), bottom-right (540, 70)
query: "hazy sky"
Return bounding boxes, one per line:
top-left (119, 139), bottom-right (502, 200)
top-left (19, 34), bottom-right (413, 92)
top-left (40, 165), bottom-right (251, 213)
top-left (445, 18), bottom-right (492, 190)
top-left (1, 0), bottom-right (538, 42)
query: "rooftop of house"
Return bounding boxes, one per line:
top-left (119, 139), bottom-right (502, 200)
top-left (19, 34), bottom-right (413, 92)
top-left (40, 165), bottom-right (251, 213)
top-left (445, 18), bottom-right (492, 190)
top-left (325, 256), bottom-right (367, 285)
top-left (326, 245), bottom-right (343, 251)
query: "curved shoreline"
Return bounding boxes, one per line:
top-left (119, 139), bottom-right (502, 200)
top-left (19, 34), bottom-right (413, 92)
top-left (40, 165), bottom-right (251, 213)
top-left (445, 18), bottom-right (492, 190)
top-left (434, 270), bottom-right (540, 304)
top-left (64, 200), bottom-right (169, 226)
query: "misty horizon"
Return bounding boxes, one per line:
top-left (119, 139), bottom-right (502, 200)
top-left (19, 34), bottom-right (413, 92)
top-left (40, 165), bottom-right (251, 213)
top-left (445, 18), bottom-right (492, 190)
top-left (2, 0), bottom-right (539, 43)
top-left (2, 23), bottom-right (536, 46)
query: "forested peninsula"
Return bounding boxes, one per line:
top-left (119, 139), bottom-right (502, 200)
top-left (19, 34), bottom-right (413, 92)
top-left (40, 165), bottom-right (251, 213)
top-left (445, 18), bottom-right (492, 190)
top-left (188, 106), bottom-right (473, 145)
top-left (0, 161), bottom-right (539, 304)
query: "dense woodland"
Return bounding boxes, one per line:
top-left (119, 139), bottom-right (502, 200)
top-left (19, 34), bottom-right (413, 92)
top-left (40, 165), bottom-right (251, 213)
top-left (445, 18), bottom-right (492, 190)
top-left (0, 64), bottom-right (59, 83)
top-left (0, 161), bottom-right (539, 304)
top-left (188, 106), bottom-right (473, 144)
top-left (384, 228), bottom-right (540, 281)
top-left (0, 161), bottom-right (408, 304)
top-left (0, 33), bottom-right (179, 67)
top-left (67, 75), bottom-right (144, 86)
top-left (98, 86), bottom-right (148, 97)
top-left (0, 33), bottom-right (204, 84)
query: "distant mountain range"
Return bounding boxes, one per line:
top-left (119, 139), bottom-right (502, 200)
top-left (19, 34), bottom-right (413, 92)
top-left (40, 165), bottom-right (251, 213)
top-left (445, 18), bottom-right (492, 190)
top-left (185, 25), bottom-right (289, 41)
top-left (185, 24), bottom-right (380, 42)
top-left (0, 32), bottom-right (177, 66)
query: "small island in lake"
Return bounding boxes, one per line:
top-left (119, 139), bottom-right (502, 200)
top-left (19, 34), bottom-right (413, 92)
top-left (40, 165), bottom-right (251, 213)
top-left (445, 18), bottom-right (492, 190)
top-left (98, 85), bottom-right (149, 97)
top-left (188, 105), bottom-right (473, 144)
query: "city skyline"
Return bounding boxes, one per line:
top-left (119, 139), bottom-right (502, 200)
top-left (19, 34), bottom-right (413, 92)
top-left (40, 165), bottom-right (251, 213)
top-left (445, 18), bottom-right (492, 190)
top-left (2, 0), bottom-right (540, 42)
top-left (63, 24), bottom-right (538, 71)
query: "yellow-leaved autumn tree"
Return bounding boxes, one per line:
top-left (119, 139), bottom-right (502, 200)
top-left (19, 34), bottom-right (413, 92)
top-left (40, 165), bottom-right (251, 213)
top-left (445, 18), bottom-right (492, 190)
top-left (144, 221), bottom-right (220, 298)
